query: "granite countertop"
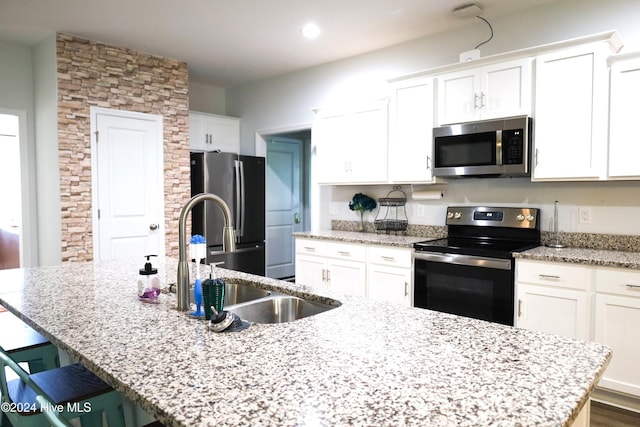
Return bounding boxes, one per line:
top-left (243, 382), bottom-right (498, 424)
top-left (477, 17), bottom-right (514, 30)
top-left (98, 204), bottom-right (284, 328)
top-left (293, 230), bottom-right (438, 248)
top-left (515, 246), bottom-right (640, 270)
top-left (0, 257), bottom-right (611, 427)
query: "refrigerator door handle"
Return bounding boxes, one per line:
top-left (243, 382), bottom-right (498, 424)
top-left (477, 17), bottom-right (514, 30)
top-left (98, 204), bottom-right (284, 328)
top-left (235, 159), bottom-right (246, 239)
top-left (240, 160), bottom-right (242, 241)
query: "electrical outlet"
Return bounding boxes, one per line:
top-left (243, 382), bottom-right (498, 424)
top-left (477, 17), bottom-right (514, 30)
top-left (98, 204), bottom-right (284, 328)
top-left (329, 202), bottom-right (339, 215)
top-left (416, 204), bottom-right (425, 218)
top-left (578, 207), bottom-right (592, 224)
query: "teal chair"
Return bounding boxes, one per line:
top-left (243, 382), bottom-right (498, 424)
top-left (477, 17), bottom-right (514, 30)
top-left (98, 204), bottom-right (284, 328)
top-left (0, 311), bottom-right (59, 374)
top-left (0, 348), bottom-right (126, 427)
top-left (0, 311), bottom-right (61, 427)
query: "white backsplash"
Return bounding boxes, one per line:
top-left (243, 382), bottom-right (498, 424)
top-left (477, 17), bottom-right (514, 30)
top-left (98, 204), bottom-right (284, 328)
top-left (322, 178), bottom-right (640, 236)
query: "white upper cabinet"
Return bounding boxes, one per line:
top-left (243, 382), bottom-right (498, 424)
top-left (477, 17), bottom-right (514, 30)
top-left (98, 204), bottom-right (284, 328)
top-left (388, 77), bottom-right (435, 183)
top-left (608, 53), bottom-right (640, 179)
top-left (436, 58), bottom-right (531, 125)
top-left (313, 100), bottom-right (388, 184)
top-left (189, 111), bottom-right (240, 153)
top-left (532, 43), bottom-right (612, 181)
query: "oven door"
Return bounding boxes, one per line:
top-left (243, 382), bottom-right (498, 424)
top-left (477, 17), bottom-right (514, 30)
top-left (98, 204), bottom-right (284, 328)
top-left (413, 252), bottom-right (515, 326)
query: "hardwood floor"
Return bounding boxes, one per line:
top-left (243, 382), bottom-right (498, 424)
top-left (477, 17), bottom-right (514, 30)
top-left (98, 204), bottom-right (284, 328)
top-left (591, 401), bottom-right (640, 426)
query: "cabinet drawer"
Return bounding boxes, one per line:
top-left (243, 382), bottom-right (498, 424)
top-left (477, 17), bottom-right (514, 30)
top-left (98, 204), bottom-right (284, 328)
top-left (368, 246), bottom-right (412, 268)
top-left (596, 267), bottom-right (640, 297)
top-left (325, 242), bottom-right (367, 262)
top-left (295, 238), bottom-right (330, 257)
top-left (516, 260), bottom-right (592, 290)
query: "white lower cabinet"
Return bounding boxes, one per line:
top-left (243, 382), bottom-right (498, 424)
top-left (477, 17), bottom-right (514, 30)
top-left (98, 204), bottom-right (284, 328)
top-left (367, 246), bottom-right (412, 306)
top-left (516, 283), bottom-right (590, 341)
top-left (515, 260), bottom-right (592, 341)
top-left (516, 259), bottom-right (640, 400)
top-left (594, 268), bottom-right (640, 397)
top-left (295, 253), bottom-right (329, 290)
top-left (294, 238), bottom-right (366, 296)
top-left (294, 238), bottom-right (412, 305)
top-left (367, 264), bottom-right (411, 306)
top-left (327, 258), bottom-right (367, 297)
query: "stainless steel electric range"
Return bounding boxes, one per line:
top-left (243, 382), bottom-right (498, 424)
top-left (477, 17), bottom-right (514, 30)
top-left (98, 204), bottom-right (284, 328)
top-left (413, 206), bottom-right (541, 326)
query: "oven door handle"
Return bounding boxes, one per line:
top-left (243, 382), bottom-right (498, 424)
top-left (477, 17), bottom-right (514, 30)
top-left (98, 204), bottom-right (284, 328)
top-left (413, 252), bottom-right (512, 270)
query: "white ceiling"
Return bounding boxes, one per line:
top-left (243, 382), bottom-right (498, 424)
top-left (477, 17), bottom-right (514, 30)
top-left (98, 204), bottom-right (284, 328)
top-left (0, 0), bottom-right (558, 87)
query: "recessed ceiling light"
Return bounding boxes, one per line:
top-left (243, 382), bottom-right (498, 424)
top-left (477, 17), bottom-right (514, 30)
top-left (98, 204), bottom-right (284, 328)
top-left (302, 22), bottom-right (321, 39)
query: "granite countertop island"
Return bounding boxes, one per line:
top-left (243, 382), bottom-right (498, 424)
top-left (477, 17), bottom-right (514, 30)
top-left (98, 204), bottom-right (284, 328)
top-left (0, 257), bottom-right (611, 427)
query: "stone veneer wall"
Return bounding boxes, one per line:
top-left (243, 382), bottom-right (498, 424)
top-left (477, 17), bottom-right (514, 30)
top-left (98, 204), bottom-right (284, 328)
top-left (56, 33), bottom-right (189, 262)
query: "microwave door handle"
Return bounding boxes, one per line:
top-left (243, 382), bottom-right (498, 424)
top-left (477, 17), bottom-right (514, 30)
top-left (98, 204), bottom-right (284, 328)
top-left (496, 129), bottom-right (503, 165)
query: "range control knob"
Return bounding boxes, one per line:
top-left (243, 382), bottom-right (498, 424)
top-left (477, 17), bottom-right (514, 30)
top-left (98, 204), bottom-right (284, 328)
top-left (447, 212), bottom-right (454, 219)
top-left (516, 214), bottom-right (525, 221)
top-left (526, 215), bottom-right (535, 222)
top-left (453, 212), bottom-right (462, 219)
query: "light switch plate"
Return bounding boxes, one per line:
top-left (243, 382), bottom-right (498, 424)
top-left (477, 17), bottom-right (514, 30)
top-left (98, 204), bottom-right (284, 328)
top-left (329, 202), bottom-right (339, 215)
top-left (416, 204), bottom-right (426, 218)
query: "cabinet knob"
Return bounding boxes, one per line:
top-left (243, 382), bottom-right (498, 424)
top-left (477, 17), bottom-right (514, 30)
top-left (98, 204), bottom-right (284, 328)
top-left (149, 223), bottom-right (159, 231)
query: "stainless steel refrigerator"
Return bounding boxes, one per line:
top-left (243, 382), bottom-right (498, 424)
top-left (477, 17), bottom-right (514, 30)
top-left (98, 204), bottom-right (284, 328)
top-left (190, 151), bottom-right (265, 276)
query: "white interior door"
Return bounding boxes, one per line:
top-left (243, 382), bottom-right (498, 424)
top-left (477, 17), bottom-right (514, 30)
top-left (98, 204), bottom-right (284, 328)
top-left (266, 136), bottom-right (302, 279)
top-left (92, 108), bottom-right (164, 261)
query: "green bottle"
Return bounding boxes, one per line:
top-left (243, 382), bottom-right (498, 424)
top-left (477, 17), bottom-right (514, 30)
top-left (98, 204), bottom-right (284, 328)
top-left (202, 263), bottom-right (225, 320)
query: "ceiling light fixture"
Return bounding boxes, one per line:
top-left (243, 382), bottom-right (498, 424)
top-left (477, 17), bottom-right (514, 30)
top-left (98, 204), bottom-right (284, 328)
top-left (302, 22), bottom-right (321, 40)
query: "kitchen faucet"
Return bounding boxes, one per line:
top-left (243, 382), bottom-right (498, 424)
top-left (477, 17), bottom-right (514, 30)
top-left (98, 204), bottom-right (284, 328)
top-left (177, 193), bottom-right (236, 311)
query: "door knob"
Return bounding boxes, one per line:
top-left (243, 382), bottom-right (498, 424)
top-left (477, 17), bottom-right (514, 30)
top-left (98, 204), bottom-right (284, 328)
top-left (293, 213), bottom-right (300, 224)
top-left (149, 223), bottom-right (159, 230)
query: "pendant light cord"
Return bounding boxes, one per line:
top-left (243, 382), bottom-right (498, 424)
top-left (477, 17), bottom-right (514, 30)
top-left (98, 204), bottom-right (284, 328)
top-left (474, 15), bottom-right (494, 49)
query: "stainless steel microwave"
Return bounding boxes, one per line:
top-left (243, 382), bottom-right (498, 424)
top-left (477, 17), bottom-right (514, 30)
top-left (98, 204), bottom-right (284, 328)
top-left (432, 116), bottom-right (532, 178)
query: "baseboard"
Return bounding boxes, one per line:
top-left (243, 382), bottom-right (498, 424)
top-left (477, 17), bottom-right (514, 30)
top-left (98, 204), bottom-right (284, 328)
top-left (592, 387), bottom-right (640, 414)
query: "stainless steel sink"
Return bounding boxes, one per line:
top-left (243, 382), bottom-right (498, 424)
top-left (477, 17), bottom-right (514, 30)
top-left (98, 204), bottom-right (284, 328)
top-left (172, 282), bottom-right (270, 305)
top-left (224, 282), bottom-right (271, 305)
top-left (227, 295), bottom-right (336, 324)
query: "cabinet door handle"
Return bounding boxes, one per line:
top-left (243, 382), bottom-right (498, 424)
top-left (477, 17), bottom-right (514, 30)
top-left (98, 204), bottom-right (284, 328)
top-left (479, 92), bottom-right (486, 109)
top-left (517, 299), bottom-right (524, 317)
top-left (304, 246), bottom-right (316, 252)
top-left (404, 281), bottom-right (408, 297)
top-left (426, 155), bottom-right (431, 170)
top-left (474, 93), bottom-right (480, 110)
top-left (381, 256), bottom-right (395, 261)
top-left (535, 148), bottom-right (539, 166)
top-left (539, 274), bottom-right (560, 281)
top-left (322, 269), bottom-right (326, 281)
top-left (626, 283), bottom-right (640, 291)
top-left (338, 251), bottom-right (351, 256)
top-left (326, 270), bottom-right (331, 282)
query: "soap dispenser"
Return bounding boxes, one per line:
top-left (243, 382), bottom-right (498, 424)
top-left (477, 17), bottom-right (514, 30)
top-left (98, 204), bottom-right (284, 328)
top-left (138, 255), bottom-right (161, 303)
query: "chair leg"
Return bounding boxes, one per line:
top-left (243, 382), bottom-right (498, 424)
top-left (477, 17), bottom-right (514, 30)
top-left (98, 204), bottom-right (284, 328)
top-left (69, 390), bottom-right (125, 427)
top-left (78, 410), bottom-right (104, 427)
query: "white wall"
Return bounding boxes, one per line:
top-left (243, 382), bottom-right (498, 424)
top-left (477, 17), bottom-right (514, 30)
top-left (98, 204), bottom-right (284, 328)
top-left (188, 80), bottom-right (226, 114)
top-left (32, 35), bottom-right (62, 265)
top-left (226, 0), bottom-right (640, 235)
top-left (0, 41), bottom-right (39, 266)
